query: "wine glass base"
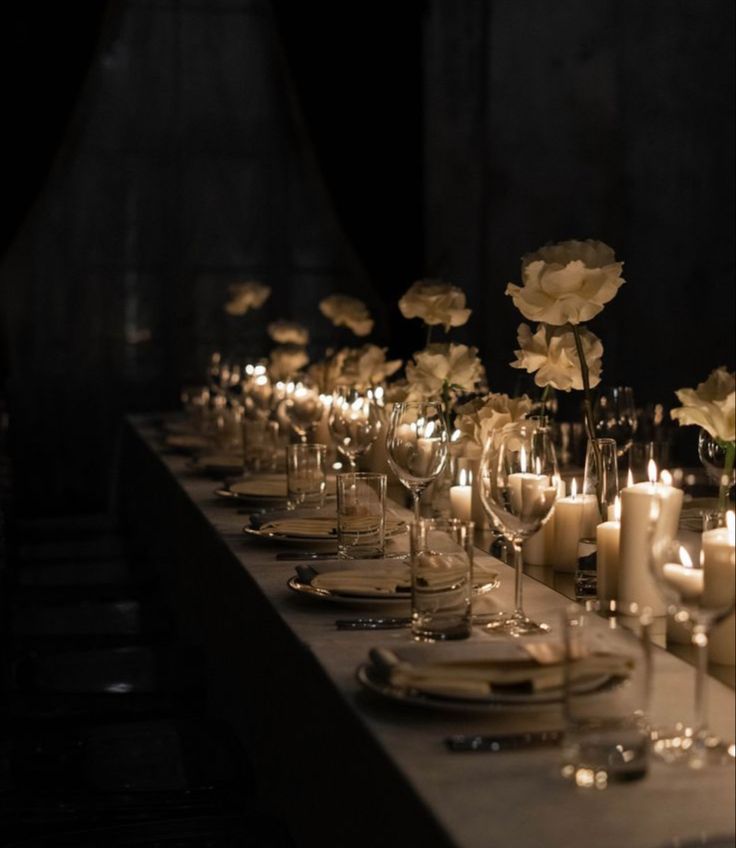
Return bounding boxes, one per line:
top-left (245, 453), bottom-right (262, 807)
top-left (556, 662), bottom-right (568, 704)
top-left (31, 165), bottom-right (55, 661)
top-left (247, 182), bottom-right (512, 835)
top-left (650, 725), bottom-right (736, 768)
top-left (476, 611), bottom-right (551, 637)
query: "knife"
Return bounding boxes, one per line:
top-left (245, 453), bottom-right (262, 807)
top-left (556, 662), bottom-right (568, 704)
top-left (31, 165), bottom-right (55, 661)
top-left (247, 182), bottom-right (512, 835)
top-left (445, 730), bottom-right (563, 752)
top-left (335, 617), bottom-right (411, 630)
top-left (275, 551), bottom-right (338, 561)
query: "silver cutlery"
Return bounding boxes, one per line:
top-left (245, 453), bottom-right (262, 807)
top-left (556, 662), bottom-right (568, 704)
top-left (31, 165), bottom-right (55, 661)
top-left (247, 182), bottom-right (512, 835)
top-left (445, 730), bottom-right (563, 752)
top-left (276, 551), bottom-right (338, 561)
top-left (335, 616), bottom-right (411, 630)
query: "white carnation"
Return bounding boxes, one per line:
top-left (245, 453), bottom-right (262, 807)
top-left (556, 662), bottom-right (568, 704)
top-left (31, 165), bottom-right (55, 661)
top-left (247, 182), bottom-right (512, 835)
top-left (671, 367), bottom-right (735, 443)
top-left (510, 323), bottom-right (603, 392)
top-left (399, 280), bottom-right (471, 331)
top-left (319, 294), bottom-right (373, 337)
top-left (225, 281), bottom-right (271, 316)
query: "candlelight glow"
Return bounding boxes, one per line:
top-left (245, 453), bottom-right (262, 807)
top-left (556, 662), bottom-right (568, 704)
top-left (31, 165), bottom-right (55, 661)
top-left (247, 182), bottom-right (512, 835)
top-left (627, 468), bottom-right (634, 488)
top-left (728, 511), bottom-right (735, 546)
top-left (571, 478), bottom-right (578, 499)
top-left (647, 460), bottom-right (658, 485)
top-left (660, 469), bottom-right (673, 486)
top-left (451, 428), bottom-right (462, 443)
top-left (679, 546), bottom-right (694, 569)
top-left (614, 495), bottom-right (621, 522)
top-left (458, 468), bottom-right (469, 487)
top-left (520, 445), bottom-right (528, 473)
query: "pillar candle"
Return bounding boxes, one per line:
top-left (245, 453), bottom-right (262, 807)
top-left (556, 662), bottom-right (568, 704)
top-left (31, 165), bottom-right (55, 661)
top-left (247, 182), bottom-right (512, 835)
top-left (551, 480), bottom-right (599, 572)
top-left (524, 478), bottom-right (565, 566)
top-left (618, 478), bottom-right (684, 616)
top-left (701, 514), bottom-right (735, 665)
top-left (597, 520), bottom-right (621, 602)
top-left (449, 469), bottom-right (473, 522)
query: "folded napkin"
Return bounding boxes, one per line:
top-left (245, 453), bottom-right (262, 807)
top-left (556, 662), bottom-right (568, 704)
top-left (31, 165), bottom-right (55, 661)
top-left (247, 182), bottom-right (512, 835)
top-left (311, 563), bottom-right (411, 597)
top-left (261, 516), bottom-right (338, 538)
top-left (368, 643), bottom-right (632, 701)
top-left (195, 452), bottom-right (244, 471)
top-left (231, 476), bottom-right (287, 498)
top-left (165, 434), bottom-right (211, 452)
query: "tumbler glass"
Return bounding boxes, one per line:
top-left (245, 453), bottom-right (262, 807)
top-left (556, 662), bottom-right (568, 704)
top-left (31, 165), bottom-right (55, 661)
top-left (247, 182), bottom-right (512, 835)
top-left (336, 472), bottom-right (386, 559)
top-left (286, 443), bottom-right (327, 509)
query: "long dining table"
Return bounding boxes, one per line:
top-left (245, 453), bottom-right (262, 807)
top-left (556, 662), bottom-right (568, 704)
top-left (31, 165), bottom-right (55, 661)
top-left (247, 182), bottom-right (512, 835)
top-left (118, 414), bottom-right (736, 848)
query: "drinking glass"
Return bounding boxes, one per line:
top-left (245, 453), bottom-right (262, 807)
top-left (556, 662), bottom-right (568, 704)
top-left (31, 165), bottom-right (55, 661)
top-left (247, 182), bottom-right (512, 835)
top-left (479, 421), bottom-right (559, 635)
top-left (336, 472), bottom-right (386, 559)
top-left (410, 518), bottom-right (473, 641)
top-left (286, 443), bottom-right (327, 509)
top-left (283, 375), bottom-right (325, 443)
top-left (594, 386), bottom-right (637, 459)
top-left (328, 385), bottom-right (381, 472)
top-left (648, 507), bottom-right (735, 767)
top-left (386, 401), bottom-right (449, 522)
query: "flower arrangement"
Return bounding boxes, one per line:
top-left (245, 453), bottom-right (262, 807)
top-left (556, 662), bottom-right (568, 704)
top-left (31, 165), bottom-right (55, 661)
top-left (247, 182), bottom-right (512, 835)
top-left (224, 281), bottom-right (271, 316)
top-left (267, 320), bottom-right (309, 346)
top-left (399, 280), bottom-right (471, 339)
top-left (319, 294), bottom-right (374, 337)
top-left (454, 392), bottom-right (533, 458)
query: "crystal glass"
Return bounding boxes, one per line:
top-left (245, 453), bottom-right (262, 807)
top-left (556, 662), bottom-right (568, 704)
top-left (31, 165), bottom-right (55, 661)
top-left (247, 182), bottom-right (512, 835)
top-left (649, 507), bottom-right (735, 766)
top-left (286, 443), bottom-right (327, 509)
top-left (283, 375), bottom-right (325, 443)
top-left (386, 401), bottom-right (449, 522)
top-left (699, 428), bottom-right (736, 507)
top-left (582, 438), bottom-right (619, 535)
top-left (336, 472), bottom-right (386, 559)
top-left (410, 518), bottom-right (473, 641)
top-left (328, 385), bottom-right (381, 472)
top-left (594, 386), bottom-right (637, 459)
top-left (479, 421), bottom-right (559, 635)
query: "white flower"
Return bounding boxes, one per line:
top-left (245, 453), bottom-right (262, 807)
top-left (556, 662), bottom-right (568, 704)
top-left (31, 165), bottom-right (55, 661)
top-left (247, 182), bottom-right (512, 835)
top-left (506, 239), bottom-right (624, 326)
top-left (406, 343), bottom-right (485, 400)
top-left (339, 345), bottom-right (402, 388)
top-left (267, 320), bottom-right (309, 346)
top-left (319, 294), bottom-right (373, 337)
top-left (454, 392), bottom-right (534, 451)
top-left (224, 281), bottom-right (271, 316)
top-left (671, 367), bottom-right (736, 443)
top-left (398, 280), bottom-right (471, 331)
top-left (268, 345), bottom-right (309, 381)
top-left (510, 323), bottom-right (603, 392)
top-left (306, 350), bottom-right (348, 393)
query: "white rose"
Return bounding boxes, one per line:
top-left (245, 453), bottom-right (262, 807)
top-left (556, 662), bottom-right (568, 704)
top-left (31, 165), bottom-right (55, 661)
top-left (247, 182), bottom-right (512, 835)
top-left (267, 320), bottom-right (309, 346)
top-left (339, 345), bottom-right (402, 388)
top-left (398, 280), bottom-right (471, 331)
top-left (454, 392), bottom-right (533, 450)
top-left (319, 294), bottom-right (373, 337)
top-left (306, 349), bottom-right (348, 393)
top-left (268, 345), bottom-right (309, 381)
top-left (506, 239), bottom-right (624, 326)
top-left (510, 323), bottom-right (603, 392)
top-left (671, 367), bottom-right (735, 443)
top-left (224, 281), bottom-right (271, 316)
top-left (406, 343), bottom-right (485, 400)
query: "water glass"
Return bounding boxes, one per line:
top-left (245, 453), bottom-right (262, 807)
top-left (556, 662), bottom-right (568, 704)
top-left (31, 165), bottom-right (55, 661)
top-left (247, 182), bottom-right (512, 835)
top-left (410, 518), bottom-right (474, 641)
top-left (286, 443), bottom-right (327, 509)
top-left (336, 472), bottom-right (386, 559)
top-left (561, 601), bottom-right (651, 789)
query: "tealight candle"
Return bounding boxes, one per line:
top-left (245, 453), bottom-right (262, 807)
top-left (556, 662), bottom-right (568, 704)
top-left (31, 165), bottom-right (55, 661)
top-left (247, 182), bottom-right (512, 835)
top-left (597, 496), bottom-right (621, 601)
top-left (618, 461), bottom-right (684, 616)
top-left (551, 478), bottom-right (599, 572)
top-left (702, 511), bottom-right (736, 666)
top-left (450, 468), bottom-right (473, 522)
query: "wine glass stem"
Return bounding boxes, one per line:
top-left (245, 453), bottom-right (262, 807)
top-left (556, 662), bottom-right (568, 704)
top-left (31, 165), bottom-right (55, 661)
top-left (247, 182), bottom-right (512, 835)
top-left (692, 624), bottom-right (709, 744)
top-left (349, 456), bottom-right (357, 473)
top-left (411, 490), bottom-right (421, 523)
top-left (512, 541), bottom-right (524, 616)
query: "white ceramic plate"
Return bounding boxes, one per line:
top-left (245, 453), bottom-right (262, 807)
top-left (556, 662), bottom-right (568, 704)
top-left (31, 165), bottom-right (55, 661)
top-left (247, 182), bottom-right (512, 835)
top-left (243, 519), bottom-right (407, 545)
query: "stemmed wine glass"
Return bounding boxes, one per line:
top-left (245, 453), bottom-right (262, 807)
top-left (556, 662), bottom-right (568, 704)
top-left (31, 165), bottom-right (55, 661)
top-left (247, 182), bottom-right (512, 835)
top-left (594, 386), bottom-right (637, 459)
top-left (283, 375), bottom-right (325, 443)
top-left (386, 401), bottom-right (449, 521)
top-left (648, 507), bottom-right (735, 767)
top-left (479, 421), bottom-right (559, 636)
top-left (328, 385), bottom-right (380, 472)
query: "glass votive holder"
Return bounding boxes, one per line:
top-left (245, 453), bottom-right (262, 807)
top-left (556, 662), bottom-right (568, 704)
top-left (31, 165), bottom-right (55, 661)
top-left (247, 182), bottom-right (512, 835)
top-left (336, 472), bottom-right (386, 559)
top-left (561, 600), bottom-right (651, 789)
top-left (410, 518), bottom-right (474, 641)
top-left (286, 443), bottom-right (327, 510)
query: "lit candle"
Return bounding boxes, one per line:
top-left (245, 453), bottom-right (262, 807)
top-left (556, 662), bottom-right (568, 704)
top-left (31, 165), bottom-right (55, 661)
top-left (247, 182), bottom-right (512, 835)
top-left (450, 468), bottom-right (473, 522)
top-left (524, 477), bottom-right (565, 566)
top-left (618, 461), bottom-right (684, 616)
top-left (702, 511), bottom-right (735, 666)
top-left (662, 545), bottom-right (704, 601)
top-left (551, 478), bottom-right (599, 572)
top-left (597, 495), bottom-right (621, 601)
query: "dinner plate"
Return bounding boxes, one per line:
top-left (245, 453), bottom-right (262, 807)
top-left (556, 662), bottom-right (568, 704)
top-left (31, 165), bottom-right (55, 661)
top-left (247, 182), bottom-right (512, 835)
top-left (214, 476), bottom-right (288, 503)
top-left (164, 433), bottom-right (211, 453)
top-left (243, 517), bottom-right (407, 544)
top-left (190, 453), bottom-right (245, 476)
top-left (355, 662), bottom-right (620, 713)
top-left (287, 569), bottom-right (500, 607)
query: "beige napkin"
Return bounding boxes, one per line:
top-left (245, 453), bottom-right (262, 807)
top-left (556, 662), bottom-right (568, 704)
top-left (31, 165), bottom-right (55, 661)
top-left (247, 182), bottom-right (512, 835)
top-left (261, 515), bottom-right (405, 539)
top-left (369, 645), bottom-right (632, 701)
top-left (312, 565), bottom-right (411, 596)
top-left (231, 476), bottom-right (287, 498)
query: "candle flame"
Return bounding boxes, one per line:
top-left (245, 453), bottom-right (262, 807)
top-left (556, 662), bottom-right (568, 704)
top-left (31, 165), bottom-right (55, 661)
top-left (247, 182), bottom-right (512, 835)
top-left (627, 468), bottom-right (634, 488)
top-left (458, 468), bottom-right (468, 487)
top-left (520, 445), bottom-right (527, 473)
top-left (614, 495), bottom-right (621, 522)
top-left (679, 546), bottom-right (694, 569)
top-left (660, 469), bottom-right (673, 486)
top-left (728, 511), bottom-right (735, 546)
top-left (571, 478), bottom-right (578, 499)
top-left (451, 428), bottom-right (462, 443)
top-left (424, 419), bottom-right (436, 439)
top-left (647, 459), bottom-right (658, 485)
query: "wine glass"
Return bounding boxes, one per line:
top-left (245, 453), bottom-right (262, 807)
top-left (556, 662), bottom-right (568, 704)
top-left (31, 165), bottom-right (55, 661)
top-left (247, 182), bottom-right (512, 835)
top-left (328, 385), bottom-right (380, 472)
top-left (594, 386), bottom-right (637, 459)
top-left (283, 375), bottom-right (325, 443)
top-left (479, 421), bottom-right (559, 635)
top-left (648, 506), bottom-right (735, 767)
top-left (386, 401), bottom-right (449, 521)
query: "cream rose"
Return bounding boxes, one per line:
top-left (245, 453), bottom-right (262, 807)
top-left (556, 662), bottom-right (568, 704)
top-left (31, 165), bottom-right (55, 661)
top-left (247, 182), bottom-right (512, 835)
top-left (510, 323), bottom-right (603, 392)
top-left (224, 281), bottom-right (271, 316)
top-left (406, 343), bottom-right (485, 400)
top-left (454, 392), bottom-right (533, 450)
top-left (398, 280), bottom-right (471, 331)
top-left (268, 345), bottom-right (309, 381)
top-left (339, 345), bottom-right (403, 389)
top-left (506, 239), bottom-right (624, 326)
top-left (267, 320), bottom-right (309, 346)
top-left (671, 367), bottom-right (735, 443)
top-left (319, 294), bottom-right (373, 337)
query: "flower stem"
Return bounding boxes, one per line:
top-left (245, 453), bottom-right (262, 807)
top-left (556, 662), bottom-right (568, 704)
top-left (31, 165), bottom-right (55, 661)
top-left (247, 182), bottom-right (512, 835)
top-left (719, 439), bottom-right (735, 512)
top-left (572, 324), bottom-right (604, 520)
top-left (426, 325), bottom-right (433, 347)
top-left (540, 385), bottom-right (551, 428)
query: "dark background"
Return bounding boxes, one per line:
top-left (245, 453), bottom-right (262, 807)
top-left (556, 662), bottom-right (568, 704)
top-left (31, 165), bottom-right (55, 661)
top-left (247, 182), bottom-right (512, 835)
top-left (0, 0), bottom-right (733, 510)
